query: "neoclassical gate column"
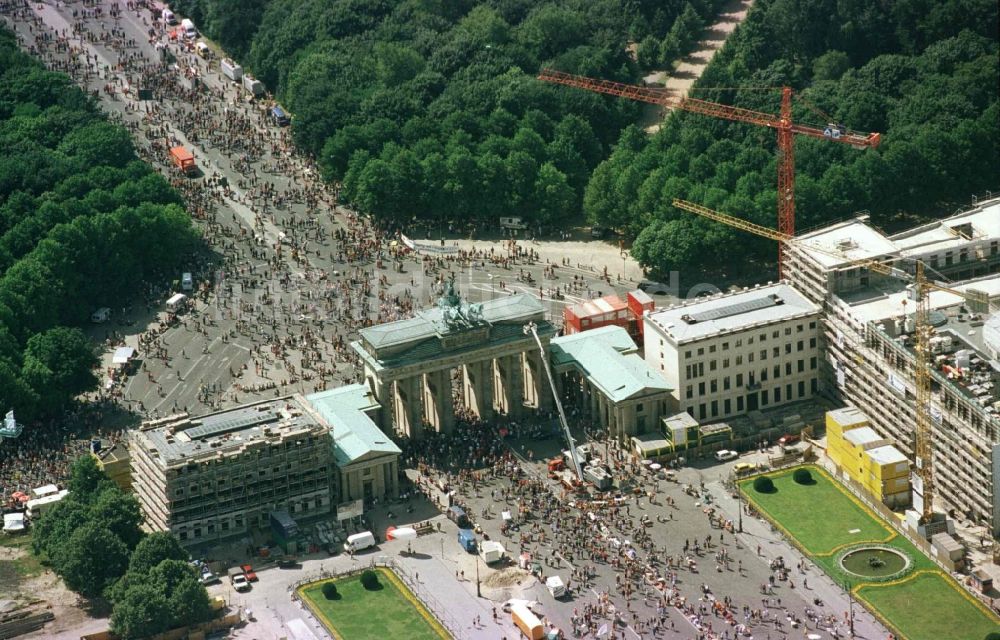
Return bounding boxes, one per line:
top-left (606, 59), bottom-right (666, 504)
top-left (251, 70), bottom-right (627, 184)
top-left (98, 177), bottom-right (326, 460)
top-left (462, 360), bottom-right (493, 421)
top-left (422, 369), bottom-right (454, 434)
top-left (392, 376), bottom-right (422, 438)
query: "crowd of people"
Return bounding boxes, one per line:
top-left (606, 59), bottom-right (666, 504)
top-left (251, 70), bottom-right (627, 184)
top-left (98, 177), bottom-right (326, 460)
top-left (401, 418), bottom-right (861, 640)
top-left (0, 0), bottom-right (604, 514)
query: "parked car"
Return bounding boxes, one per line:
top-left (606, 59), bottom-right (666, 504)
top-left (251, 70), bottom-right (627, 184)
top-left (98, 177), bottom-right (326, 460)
top-left (778, 434), bottom-right (801, 447)
top-left (240, 564), bottom-right (258, 582)
top-left (638, 280), bottom-right (671, 295)
top-left (228, 567), bottom-right (250, 592)
top-left (714, 449), bottom-right (738, 462)
top-left (733, 462), bottom-right (758, 475)
top-left (277, 555), bottom-right (299, 568)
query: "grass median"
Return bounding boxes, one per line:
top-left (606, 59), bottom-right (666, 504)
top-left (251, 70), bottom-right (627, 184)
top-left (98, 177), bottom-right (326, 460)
top-left (298, 567), bottom-right (449, 640)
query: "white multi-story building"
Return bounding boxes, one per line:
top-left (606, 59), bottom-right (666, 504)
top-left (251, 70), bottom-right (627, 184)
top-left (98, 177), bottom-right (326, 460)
top-left (644, 283), bottom-right (822, 423)
top-left (783, 196), bottom-right (1000, 532)
top-left (129, 385), bottom-right (401, 547)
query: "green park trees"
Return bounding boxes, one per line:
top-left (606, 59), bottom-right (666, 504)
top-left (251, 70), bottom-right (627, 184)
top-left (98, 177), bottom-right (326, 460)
top-left (0, 29), bottom-right (198, 421)
top-left (170, 0), bottom-right (731, 230)
top-left (33, 457), bottom-right (143, 597)
top-left (32, 458), bottom-right (212, 639)
top-left (586, 0), bottom-right (998, 278)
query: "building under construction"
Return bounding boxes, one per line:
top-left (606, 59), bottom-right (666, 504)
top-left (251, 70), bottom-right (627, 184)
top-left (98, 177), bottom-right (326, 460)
top-left (781, 196), bottom-right (1000, 532)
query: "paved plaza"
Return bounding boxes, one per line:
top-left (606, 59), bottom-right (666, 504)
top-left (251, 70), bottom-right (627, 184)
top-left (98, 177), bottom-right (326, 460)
top-left (0, 2), bottom-right (898, 640)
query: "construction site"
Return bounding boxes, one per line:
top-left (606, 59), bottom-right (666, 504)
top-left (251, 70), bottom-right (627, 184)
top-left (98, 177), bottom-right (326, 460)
top-left (539, 69), bottom-right (1000, 541)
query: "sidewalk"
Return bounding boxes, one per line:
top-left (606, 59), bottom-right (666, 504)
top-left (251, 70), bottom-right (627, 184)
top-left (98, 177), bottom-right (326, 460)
top-left (709, 480), bottom-right (889, 639)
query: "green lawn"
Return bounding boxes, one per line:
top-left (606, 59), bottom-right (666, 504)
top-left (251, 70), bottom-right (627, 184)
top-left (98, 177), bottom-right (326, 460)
top-left (859, 572), bottom-right (1000, 640)
top-left (741, 466), bottom-right (1000, 640)
top-left (299, 569), bottom-right (448, 640)
top-left (743, 469), bottom-right (891, 555)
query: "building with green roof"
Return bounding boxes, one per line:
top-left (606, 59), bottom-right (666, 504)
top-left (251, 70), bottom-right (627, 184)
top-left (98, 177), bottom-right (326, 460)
top-left (305, 385), bottom-right (402, 504)
top-left (550, 326), bottom-right (674, 441)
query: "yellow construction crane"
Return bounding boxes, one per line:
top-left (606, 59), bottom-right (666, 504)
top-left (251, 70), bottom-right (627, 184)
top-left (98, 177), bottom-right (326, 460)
top-left (672, 198), bottom-right (995, 523)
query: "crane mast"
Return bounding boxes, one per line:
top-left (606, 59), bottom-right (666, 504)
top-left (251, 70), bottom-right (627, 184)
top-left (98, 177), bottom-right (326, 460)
top-left (537, 68), bottom-right (881, 276)
top-left (912, 261), bottom-right (936, 522)
top-left (671, 199), bottom-right (995, 524)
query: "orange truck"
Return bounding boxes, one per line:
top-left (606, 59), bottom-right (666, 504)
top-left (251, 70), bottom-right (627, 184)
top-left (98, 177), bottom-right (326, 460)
top-left (169, 146), bottom-right (197, 176)
top-left (511, 603), bottom-right (543, 640)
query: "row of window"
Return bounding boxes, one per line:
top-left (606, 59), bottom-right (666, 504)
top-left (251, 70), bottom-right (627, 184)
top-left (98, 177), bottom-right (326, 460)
top-left (927, 241), bottom-right (999, 270)
top-left (173, 465), bottom-right (327, 496)
top-left (684, 346), bottom-right (818, 382)
top-left (687, 358), bottom-right (818, 400)
top-left (175, 498), bottom-right (325, 541)
top-left (677, 321), bottom-right (819, 359)
top-left (687, 378), bottom-right (818, 421)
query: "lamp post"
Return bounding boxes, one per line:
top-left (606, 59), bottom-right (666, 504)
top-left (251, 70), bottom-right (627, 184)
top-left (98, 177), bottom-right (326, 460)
top-left (475, 552), bottom-right (482, 597)
top-left (736, 476), bottom-right (744, 533)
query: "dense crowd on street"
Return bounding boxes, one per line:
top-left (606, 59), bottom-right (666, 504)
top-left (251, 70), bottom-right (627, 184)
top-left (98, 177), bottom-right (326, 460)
top-left (402, 420), bottom-right (860, 639)
top-left (0, 0), bottom-right (607, 516)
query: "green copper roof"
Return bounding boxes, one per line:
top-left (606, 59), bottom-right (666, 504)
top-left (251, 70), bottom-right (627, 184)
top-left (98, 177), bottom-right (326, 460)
top-left (354, 293), bottom-right (554, 369)
top-left (360, 293), bottom-right (545, 351)
top-left (306, 385), bottom-right (401, 466)
top-left (551, 326), bottom-right (671, 404)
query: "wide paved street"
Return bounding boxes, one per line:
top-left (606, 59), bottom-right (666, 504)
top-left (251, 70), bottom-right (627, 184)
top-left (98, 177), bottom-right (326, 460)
top-left (1, 2), bottom-right (890, 640)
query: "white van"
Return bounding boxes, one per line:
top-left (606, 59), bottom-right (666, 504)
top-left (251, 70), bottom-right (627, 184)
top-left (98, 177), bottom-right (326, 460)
top-left (91, 307), bottom-right (111, 323)
top-left (181, 272), bottom-right (194, 291)
top-left (181, 18), bottom-right (197, 39)
top-left (162, 9), bottom-right (177, 25)
top-left (166, 293), bottom-right (187, 312)
top-left (545, 575), bottom-right (566, 598)
top-left (344, 531), bottom-right (376, 553)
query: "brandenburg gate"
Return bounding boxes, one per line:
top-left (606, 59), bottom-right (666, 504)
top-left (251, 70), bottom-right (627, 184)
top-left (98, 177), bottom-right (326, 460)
top-left (352, 282), bottom-right (556, 438)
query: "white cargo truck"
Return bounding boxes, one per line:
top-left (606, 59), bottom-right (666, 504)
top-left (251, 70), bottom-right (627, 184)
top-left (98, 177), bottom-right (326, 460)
top-left (221, 58), bottom-right (243, 82)
top-left (243, 73), bottom-right (264, 97)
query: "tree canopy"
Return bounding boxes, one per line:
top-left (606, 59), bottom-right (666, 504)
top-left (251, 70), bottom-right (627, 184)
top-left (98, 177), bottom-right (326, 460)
top-left (167, 0), bottom-right (728, 229)
top-left (0, 28), bottom-right (199, 421)
top-left (32, 457), bottom-right (212, 636)
top-left (585, 0), bottom-right (998, 277)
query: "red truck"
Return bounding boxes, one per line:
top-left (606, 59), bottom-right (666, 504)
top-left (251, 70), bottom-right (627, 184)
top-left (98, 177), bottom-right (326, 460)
top-left (169, 146), bottom-right (197, 176)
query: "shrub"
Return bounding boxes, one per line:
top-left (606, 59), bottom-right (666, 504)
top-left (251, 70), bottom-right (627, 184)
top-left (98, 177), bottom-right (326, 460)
top-left (792, 468), bottom-right (814, 485)
top-left (360, 570), bottom-right (380, 590)
top-left (322, 582), bottom-right (338, 599)
top-left (753, 476), bottom-right (776, 493)
top-left (984, 633), bottom-right (1000, 640)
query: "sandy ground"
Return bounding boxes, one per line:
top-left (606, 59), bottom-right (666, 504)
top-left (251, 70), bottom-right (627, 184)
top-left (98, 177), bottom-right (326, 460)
top-left (446, 237), bottom-right (646, 283)
top-left (641, 0), bottom-right (755, 132)
top-left (0, 543), bottom-right (107, 639)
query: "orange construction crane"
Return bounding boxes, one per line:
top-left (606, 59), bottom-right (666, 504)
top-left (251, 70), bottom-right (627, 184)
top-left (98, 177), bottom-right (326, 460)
top-left (536, 69), bottom-right (883, 277)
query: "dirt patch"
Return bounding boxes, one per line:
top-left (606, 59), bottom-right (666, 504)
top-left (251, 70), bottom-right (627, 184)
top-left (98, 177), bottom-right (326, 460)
top-left (483, 567), bottom-right (531, 589)
top-left (0, 540), bottom-right (103, 638)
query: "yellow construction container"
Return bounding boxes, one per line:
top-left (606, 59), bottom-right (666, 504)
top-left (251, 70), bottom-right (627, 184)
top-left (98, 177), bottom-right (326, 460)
top-left (825, 408), bottom-right (910, 507)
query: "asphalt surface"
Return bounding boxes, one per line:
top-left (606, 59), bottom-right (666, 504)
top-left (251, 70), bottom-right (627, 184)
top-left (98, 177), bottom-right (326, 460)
top-left (2, 2), bottom-right (890, 640)
top-left (2, 0), bottom-right (654, 424)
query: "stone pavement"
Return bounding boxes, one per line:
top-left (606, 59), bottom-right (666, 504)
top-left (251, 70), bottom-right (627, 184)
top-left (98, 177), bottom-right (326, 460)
top-left (708, 480), bottom-right (888, 639)
top-left (212, 524), bottom-right (518, 640)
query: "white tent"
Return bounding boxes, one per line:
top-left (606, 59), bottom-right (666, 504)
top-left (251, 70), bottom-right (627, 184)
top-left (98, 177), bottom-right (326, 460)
top-left (32, 484), bottom-right (59, 498)
top-left (112, 346), bottom-right (136, 365)
top-left (3, 513), bottom-right (25, 533)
